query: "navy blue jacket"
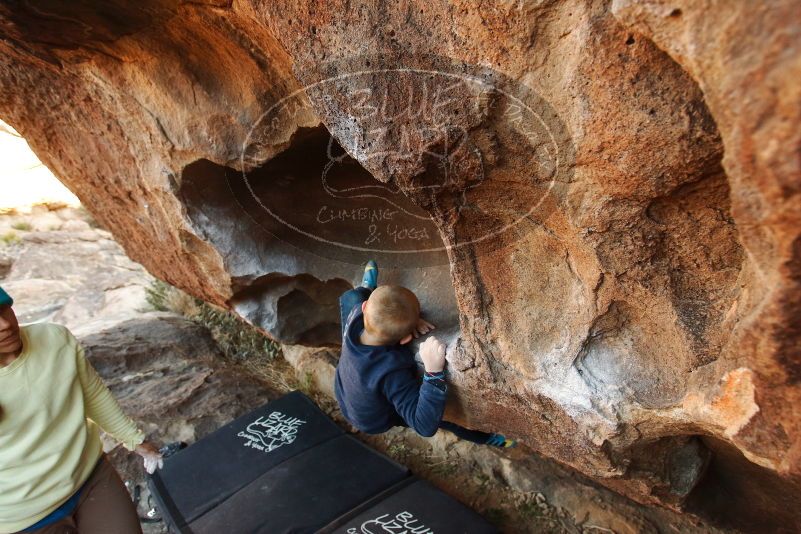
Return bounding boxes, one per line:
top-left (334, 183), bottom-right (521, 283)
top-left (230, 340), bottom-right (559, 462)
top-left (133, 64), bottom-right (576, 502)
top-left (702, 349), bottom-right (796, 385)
top-left (334, 303), bottom-right (447, 436)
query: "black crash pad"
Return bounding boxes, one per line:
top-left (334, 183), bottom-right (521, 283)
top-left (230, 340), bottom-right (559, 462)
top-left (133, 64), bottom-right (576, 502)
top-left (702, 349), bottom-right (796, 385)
top-left (321, 479), bottom-right (499, 534)
top-left (149, 390), bottom-right (344, 530)
top-left (189, 434), bottom-right (410, 533)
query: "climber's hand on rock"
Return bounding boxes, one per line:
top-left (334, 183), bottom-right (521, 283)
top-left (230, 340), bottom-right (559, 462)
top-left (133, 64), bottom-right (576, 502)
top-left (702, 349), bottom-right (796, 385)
top-left (412, 317), bottom-right (435, 339)
top-left (136, 441), bottom-right (164, 474)
top-left (420, 336), bottom-right (446, 373)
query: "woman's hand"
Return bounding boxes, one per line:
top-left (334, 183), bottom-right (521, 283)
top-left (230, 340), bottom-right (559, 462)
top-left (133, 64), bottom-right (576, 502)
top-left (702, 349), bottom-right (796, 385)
top-left (412, 317), bottom-right (436, 339)
top-left (135, 441), bottom-right (164, 474)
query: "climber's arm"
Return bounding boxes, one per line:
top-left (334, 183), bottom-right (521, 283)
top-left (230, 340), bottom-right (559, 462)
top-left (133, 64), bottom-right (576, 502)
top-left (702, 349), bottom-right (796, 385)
top-left (382, 336), bottom-right (448, 437)
top-left (382, 367), bottom-right (447, 437)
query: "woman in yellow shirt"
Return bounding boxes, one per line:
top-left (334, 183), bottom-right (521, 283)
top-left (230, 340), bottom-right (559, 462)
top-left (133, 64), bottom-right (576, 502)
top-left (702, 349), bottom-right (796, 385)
top-left (0, 286), bottom-right (162, 534)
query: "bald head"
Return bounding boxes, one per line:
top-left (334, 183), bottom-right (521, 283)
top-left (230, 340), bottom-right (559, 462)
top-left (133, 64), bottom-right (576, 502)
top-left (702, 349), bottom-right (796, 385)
top-left (363, 285), bottom-right (420, 345)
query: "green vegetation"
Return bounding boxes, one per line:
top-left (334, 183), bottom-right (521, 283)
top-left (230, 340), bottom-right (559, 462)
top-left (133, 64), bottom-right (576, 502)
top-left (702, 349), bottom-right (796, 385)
top-left (144, 278), bottom-right (180, 312)
top-left (1, 232), bottom-right (20, 246)
top-left (518, 499), bottom-right (547, 520)
top-left (387, 441), bottom-right (413, 463)
top-left (428, 457), bottom-right (459, 477)
top-left (298, 371), bottom-right (316, 396)
top-left (10, 221), bottom-right (32, 231)
top-left (145, 278), bottom-right (280, 363)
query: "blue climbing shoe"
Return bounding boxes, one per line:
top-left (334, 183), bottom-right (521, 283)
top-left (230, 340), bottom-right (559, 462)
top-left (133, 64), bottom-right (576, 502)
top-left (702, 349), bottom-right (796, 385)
top-left (361, 260), bottom-right (378, 290)
top-left (485, 433), bottom-right (517, 448)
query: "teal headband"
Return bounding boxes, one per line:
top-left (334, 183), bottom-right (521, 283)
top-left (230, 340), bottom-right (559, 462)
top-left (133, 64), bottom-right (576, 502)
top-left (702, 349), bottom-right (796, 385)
top-left (0, 286), bottom-right (12, 307)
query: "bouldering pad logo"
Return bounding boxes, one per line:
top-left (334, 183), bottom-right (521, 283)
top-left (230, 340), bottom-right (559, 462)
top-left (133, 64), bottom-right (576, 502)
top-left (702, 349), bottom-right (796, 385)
top-left (237, 54), bottom-right (574, 267)
top-left (237, 411), bottom-right (306, 453)
top-left (346, 511), bottom-right (433, 534)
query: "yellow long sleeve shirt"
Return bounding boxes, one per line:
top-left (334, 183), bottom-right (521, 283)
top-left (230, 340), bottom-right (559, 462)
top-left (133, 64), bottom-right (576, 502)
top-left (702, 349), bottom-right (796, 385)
top-left (0, 323), bottom-right (145, 533)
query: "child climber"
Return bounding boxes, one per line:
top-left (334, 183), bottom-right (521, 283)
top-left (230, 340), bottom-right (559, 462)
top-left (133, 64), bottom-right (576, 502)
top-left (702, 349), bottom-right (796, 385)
top-left (335, 261), bottom-right (516, 447)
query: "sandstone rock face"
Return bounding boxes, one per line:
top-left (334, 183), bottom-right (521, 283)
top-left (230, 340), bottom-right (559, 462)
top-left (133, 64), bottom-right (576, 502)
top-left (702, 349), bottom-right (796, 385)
top-left (1, 1), bottom-right (799, 529)
top-left (81, 312), bottom-right (275, 447)
top-left (0, 206), bottom-right (153, 327)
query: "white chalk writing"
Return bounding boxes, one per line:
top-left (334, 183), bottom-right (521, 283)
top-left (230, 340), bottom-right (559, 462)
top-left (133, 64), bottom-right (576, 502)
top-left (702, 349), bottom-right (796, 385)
top-left (316, 206), bottom-right (398, 225)
top-left (346, 511), bottom-right (434, 534)
top-left (237, 411), bottom-right (306, 453)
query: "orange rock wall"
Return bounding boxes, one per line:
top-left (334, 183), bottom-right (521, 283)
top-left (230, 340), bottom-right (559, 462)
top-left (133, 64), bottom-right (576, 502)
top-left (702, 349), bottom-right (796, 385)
top-left (1, 1), bottom-right (799, 528)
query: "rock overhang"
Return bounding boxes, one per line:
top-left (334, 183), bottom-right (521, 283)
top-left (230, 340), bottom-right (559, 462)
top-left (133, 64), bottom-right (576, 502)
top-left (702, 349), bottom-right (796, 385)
top-left (1, 1), bottom-right (800, 529)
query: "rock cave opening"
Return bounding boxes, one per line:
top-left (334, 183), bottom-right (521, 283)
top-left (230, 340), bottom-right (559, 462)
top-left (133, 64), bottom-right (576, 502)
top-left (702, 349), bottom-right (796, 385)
top-left (685, 435), bottom-right (801, 531)
top-left (177, 125), bottom-right (460, 347)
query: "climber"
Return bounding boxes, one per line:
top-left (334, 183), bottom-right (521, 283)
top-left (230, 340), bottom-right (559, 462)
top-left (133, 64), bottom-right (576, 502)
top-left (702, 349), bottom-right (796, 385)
top-left (335, 260), bottom-right (517, 448)
top-left (0, 285), bottom-right (163, 534)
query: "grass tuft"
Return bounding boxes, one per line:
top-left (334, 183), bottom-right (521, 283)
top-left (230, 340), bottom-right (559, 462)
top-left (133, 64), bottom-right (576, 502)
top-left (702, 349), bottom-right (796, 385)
top-left (11, 221), bottom-right (32, 231)
top-left (145, 279), bottom-right (280, 363)
top-left (1, 232), bottom-right (20, 246)
top-left (387, 442), bottom-right (412, 462)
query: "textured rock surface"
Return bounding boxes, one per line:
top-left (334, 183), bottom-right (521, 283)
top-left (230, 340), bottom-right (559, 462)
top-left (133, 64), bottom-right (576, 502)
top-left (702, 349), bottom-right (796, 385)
top-left (80, 312), bottom-right (275, 442)
top-left (80, 312), bottom-right (276, 534)
top-left (0, 206), bottom-right (153, 327)
top-left (1, 1), bottom-right (799, 529)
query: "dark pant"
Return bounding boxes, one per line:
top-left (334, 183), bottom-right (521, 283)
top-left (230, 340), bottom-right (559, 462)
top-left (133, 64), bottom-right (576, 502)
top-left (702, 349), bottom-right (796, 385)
top-left (394, 420), bottom-right (491, 445)
top-left (438, 421), bottom-right (492, 444)
top-left (340, 287), bottom-right (372, 338)
top-left (23, 456), bottom-right (142, 534)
